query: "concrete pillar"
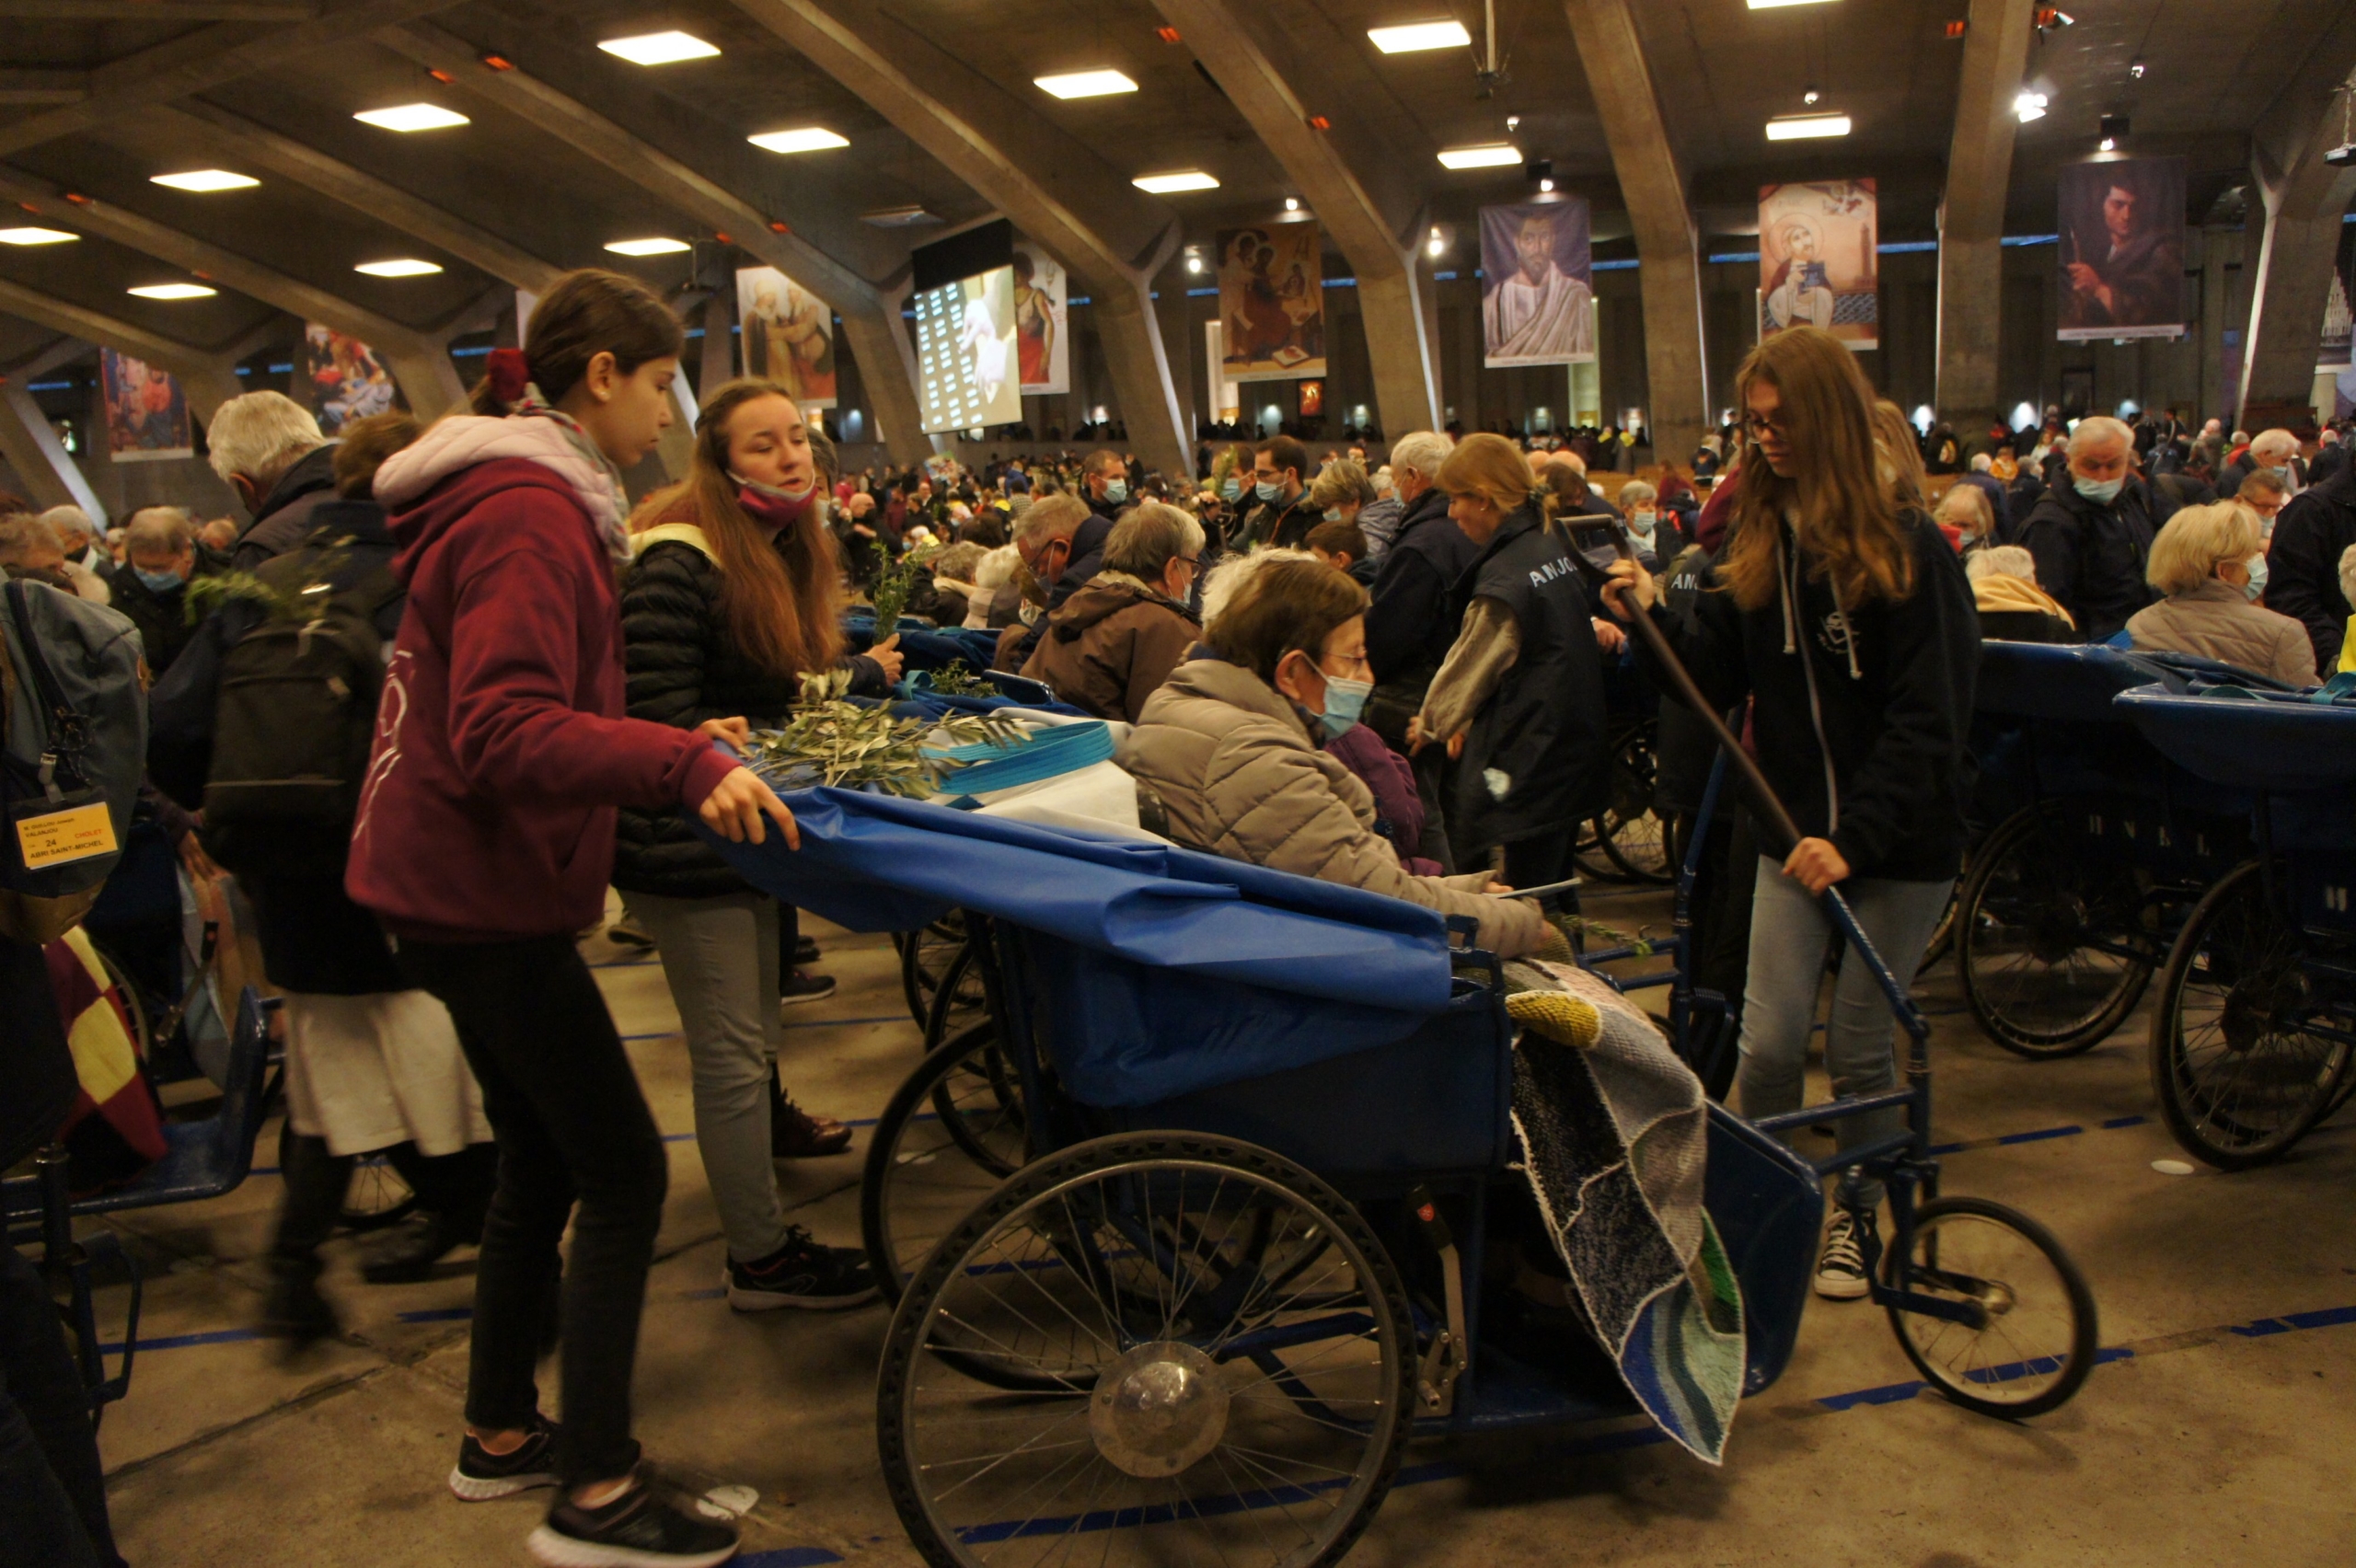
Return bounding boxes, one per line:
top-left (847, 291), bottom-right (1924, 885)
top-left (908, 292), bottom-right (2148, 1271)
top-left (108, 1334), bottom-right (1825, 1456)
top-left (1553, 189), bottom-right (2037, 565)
top-left (1562, 0), bottom-right (1708, 465)
top-left (1153, 256), bottom-right (1196, 450)
top-left (701, 288), bottom-right (736, 403)
top-left (2239, 162), bottom-right (2356, 423)
top-left (1934, 0), bottom-right (2036, 433)
top-left (0, 383), bottom-right (105, 521)
top-left (379, 342), bottom-right (467, 424)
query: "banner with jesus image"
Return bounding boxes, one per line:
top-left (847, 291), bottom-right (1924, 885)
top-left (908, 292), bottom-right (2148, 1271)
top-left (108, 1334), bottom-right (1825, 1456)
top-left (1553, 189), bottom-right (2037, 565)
top-left (1481, 199), bottom-right (1595, 368)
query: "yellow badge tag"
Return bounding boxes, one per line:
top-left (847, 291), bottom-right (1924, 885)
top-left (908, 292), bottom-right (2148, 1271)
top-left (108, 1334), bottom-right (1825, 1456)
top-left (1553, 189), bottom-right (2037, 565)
top-left (15, 802), bottom-right (118, 870)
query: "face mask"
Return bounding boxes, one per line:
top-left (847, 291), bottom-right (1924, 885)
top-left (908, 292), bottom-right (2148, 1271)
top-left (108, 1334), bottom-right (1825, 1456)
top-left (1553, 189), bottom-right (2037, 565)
top-left (1318, 672), bottom-right (1373, 735)
top-left (2073, 475), bottom-right (2123, 505)
top-left (1630, 508), bottom-right (1657, 536)
top-left (1254, 479), bottom-right (1283, 504)
top-left (1322, 507), bottom-right (1345, 524)
top-left (1219, 478), bottom-right (1242, 502)
top-left (2260, 465), bottom-right (2288, 484)
top-left (2242, 553), bottom-right (2269, 602)
top-left (731, 471), bottom-right (815, 529)
top-left (133, 565), bottom-right (186, 593)
top-left (1103, 478), bottom-right (1128, 504)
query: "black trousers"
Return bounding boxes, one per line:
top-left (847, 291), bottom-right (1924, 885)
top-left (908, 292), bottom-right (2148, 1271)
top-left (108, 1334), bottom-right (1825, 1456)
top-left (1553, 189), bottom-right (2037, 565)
top-left (394, 934), bottom-right (666, 1488)
top-left (1501, 829), bottom-right (1580, 918)
top-left (0, 1247), bottom-right (124, 1568)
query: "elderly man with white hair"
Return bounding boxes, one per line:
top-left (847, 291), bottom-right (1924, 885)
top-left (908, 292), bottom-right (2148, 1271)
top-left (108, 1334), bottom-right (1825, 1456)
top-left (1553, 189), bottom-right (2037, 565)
top-left (2017, 413), bottom-right (2160, 641)
top-left (1363, 430), bottom-right (1475, 871)
top-left (1957, 451), bottom-right (2013, 539)
top-left (2218, 427), bottom-right (2305, 503)
top-left (40, 503), bottom-right (113, 591)
top-left (206, 390), bottom-right (337, 572)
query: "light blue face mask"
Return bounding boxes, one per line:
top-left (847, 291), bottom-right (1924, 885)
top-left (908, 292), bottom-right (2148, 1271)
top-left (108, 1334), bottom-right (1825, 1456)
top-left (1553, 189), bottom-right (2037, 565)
top-left (1219, 478), bottom-right (1242, 502)
top-left (1322, 507), bottom-right (1345, 524)
top-left (2242, 553), bottom-right (2269, 602)
top-left (1103, 478), bottom-right (1128, 503)
top-left (1319, 672), bottom-right (1373, 734)
top-left (1254, 479), bottom-right (1284, 504)
top-left (2073, 475), bottom-right (2124, 505)
top-left (133, 565), bottom-right (185, 593)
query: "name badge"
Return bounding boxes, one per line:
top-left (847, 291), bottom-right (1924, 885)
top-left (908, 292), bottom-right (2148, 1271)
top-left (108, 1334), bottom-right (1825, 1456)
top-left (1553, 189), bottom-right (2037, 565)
top-left (15, 801), bottom-right (118, 870)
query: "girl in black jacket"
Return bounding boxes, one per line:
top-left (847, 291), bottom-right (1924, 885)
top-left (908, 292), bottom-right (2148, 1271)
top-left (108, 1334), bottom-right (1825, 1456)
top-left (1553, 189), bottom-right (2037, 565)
top-left (614, 378), bottom-right (880, 1311)
top-left (1602, 326), bottom-right (1979, 1304)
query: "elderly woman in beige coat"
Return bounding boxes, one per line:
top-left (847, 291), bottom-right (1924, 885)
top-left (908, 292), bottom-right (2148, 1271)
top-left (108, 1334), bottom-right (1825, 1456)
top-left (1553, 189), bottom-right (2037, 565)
top-left (1117, 554), bottom-right (1547, 957)
top-left (2127, 501), bottom-right (2317, 686)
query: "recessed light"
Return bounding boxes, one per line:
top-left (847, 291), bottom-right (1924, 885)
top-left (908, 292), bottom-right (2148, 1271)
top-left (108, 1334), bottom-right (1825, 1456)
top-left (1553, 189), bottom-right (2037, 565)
top-left (605, 237), bottom-right (691, 256)
top-left (1034, 69), bottom-right (1138, 99)
top-left (2130, 59), bottom-right (2146, 78)
top-left (1133, 170), bottom-right (1219, 193)
top-left (150, 168), bottom-right (259, 192)
top-left (2014, 90), bottom-right (2048, 122)
top-left (1539, 177), bottom-right (1554, 192)
top-left (1184, 253), bottom-right (1203, 273)
top-left (1369, 21), bottom-right (1472, 52)
top-left (1746, 0), bottom-right (1836, 8)
top-left (597, 30), bottom-right (720, 65)
top-left (354, 103), bottom-right (470, 133)
top-left (1766, 111), bottom-right (1851, 140)
top-left (355, 259), bottom-right (443, 277)
top-left (747, 127), bottom-right (849, 155)
top-left (128, 283), bottom-right (216, 300)
top-left (1284, 197), bottom-right (1299, 212)
top-left (0, 226), bottom-right (76, 246)
top-left (1437, 143), bottom-right (1521, 169)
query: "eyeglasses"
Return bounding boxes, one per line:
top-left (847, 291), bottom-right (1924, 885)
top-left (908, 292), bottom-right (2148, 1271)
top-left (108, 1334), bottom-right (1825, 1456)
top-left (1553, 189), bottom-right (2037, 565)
top-left (1321, 649), bottom-right (1372, 675)
top-left (1742, 412), bottom-right (1791, 442)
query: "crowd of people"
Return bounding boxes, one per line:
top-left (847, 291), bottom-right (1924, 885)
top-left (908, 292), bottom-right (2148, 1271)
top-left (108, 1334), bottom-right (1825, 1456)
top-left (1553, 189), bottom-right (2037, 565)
top-left (6, 259), bottom-right (2356, 1567)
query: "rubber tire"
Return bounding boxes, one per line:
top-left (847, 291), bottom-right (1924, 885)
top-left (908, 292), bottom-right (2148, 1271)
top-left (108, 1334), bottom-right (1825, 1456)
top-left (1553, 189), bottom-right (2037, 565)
top-left (2147, 860), bottom-right (2349, 1170)
top-left (1884, 1194), bottom-right (2098, 1420)
top-left (919, 940), bottom-right (986, 1054)
top-left (897, 917), bottom-right (964, 1027)
top-left (860, 1021), bottom-right (1028, 1307)
top-left (876, 1131), bottom-right (1415, 1568)
top-left (1958, 805), bottom-right (2153, 1059)
top-left (273, 1121), bottom-right (421, 1233)
top-left (1597, 724), bottom-right (1674, 885)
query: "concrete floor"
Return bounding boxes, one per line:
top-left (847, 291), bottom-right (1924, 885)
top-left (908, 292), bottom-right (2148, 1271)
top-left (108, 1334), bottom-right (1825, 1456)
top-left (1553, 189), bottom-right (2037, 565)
top-left (70, 881), bottom-right (2356, 1568)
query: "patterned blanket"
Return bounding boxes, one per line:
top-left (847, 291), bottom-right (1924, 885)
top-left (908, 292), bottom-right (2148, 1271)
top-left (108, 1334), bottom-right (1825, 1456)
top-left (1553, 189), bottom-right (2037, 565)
top-left (1506, 958), bottom-right (1746, 1463)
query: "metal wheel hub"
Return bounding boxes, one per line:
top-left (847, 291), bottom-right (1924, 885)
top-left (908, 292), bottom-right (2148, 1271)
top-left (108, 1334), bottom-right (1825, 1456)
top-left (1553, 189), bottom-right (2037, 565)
top-left (2025, 896), bottom-right (2091, 963)
top-left (1088, 1340), bottom-right (1230, 1478)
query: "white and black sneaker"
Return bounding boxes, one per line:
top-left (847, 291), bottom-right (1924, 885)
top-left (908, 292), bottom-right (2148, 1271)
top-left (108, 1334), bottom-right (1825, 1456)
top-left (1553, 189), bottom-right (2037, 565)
top-left (526, 1479), bottom-right (736, 1568)
top-left (726, 1226), bottom-right (878, 1311)
top-left (1814, 1205), bottom-right (1875, 1301)
top-left (450, 1412), bottom-right (562, 1501)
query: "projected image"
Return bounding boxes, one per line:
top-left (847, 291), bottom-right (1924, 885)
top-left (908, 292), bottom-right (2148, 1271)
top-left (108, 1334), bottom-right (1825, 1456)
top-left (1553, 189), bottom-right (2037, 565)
top-left (913, 264), bottom-right (1020, 434)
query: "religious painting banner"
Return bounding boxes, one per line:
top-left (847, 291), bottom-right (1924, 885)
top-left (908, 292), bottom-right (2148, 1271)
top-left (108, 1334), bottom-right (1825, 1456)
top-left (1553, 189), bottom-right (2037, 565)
top-left (1481, 198), bottom-right (1595, 367)
top-left (1218, 222), bottom-right (1326, 382)
top-left (1759, 179), bottom-right (1878, 351)
top-left (734, 266), bottom-right (838, 409)
top-left (99, 349), bottom-right (191, 463)
top-left (1011, 243), bottom-right (1068, 396)
top-left (2057, 156), bottom-right (2187, 341)
top-left (298, 325), bottom-right (399, 433)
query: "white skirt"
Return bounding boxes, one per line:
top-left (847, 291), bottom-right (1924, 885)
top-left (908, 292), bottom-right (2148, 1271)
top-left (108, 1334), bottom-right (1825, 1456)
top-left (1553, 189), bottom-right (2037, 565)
top-left (281, 989), bottom-right (493, 1158)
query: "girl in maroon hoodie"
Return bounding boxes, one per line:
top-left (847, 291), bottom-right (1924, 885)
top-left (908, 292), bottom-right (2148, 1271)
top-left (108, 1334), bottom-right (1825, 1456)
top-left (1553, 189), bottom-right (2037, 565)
top-left (349, 270), bottom-right (787, 1567)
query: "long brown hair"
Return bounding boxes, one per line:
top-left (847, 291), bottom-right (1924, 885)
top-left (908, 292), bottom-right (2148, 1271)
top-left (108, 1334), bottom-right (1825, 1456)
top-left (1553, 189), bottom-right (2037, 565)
top-left (683, 378), bottom-right (844, 680)
top-left (1718, 326), bottom-right (1914, 611)
top-left (472, 268), bottom-right (682, 414)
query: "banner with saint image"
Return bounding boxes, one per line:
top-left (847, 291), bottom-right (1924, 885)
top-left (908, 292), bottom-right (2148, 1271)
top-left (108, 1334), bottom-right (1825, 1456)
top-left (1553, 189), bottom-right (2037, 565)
top-left (734, 266), bottom-right (838, 409)
top-left (1012, 244), bottom-right (1068, 396)
top-left (1481, 198), bottom-right (1595, 367)
top-left (2056, 156), bottom-right (2186, 342)
top-left (1218, 223), bottom-right (1326, 382)
top-left (1759, 179), bottom-right (1878, 350)
top-left (99, 348), bottom-right (191, 463)
top-left (297, 325), bottom-right (399, 434)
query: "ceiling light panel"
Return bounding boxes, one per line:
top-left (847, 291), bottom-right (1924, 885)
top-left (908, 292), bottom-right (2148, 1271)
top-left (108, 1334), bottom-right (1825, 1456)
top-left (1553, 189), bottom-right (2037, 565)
top-left (1034, 69), bottom-right (1138, 98)
top-left (128, 283), bottom-right (216, 300)
top-left (1746, 0), bottom-right (1837, 8)
top-left (1437, 144), bottom-right (1521, 168)
top-left (1765, 112), bottom-right (1852, 140)
top-left (0, 226), bottom-right (76, 245)
top-left (605, 237), bottom-right (691, 256)
top-left (597, 30), bottom-right (720, 65)
top-left (748, 127), bottom-right (849, 154)
top-left (354, 103), bottom-right (469, 133)
top-left (1368, 20), bottom-right (1472, 52)
top-left (1132, 170), bottom-right (1219, 193)
top-left (150, 169), bottom-right (258, 192)
top-left (355, 259), bottom-right (443, 277)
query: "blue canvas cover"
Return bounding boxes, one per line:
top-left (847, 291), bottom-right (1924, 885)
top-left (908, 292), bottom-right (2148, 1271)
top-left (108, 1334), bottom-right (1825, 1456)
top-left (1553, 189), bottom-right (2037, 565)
top-left (697, 785), bottom-right (1459, 1104)
top-left (2114, 684), bottom-right (2356, 793)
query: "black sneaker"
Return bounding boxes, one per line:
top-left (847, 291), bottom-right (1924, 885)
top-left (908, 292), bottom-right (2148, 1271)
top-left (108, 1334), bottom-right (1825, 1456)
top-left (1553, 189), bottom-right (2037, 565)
top-left (527, 1480), bottom-right (736, 1567)
top-left (793, 935), bottom-right (820, 965)
top-left (259, 1259), bottom-right (339, 1345)
top-left (727, 1226), bottom-right (877, 1311)
top-left (450, 1412), bottom-right (561, 1501)
top-left (777, 970), bottom-right (836, 1009)
top-left (1815, 1205), bottom-right (1876, 1301)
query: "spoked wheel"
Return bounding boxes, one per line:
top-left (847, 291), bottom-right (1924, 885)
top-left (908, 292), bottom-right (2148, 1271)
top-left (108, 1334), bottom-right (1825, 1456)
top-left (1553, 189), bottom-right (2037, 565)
top-left (1958, 806), bottom-right (2155, 1057)
top-left (93, 944), bottom-right (153, 1061)
top-left (1916, 877), bottom-right (1961, 977)
top-left (1593, 723), bottom-right (1673, 884)
top-left (921, 940), bottom-right (989, 1053)
top-left (862, 1021), bottom-right (1030, 1305)
top-left (900, 914), bottom-right (967, 1028)
top-left (878, 1133), bottom-right (1414, 1568)
top-left (2149, 861), bottom-right (2353, 1169)
top-left (1884, 1196), bottom-right (2097, 1419)
top-left (275, 1123), bottom-right (421, 1233)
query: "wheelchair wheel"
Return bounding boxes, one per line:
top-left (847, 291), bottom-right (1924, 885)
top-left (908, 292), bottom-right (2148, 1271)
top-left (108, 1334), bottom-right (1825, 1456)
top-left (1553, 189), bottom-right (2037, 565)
top-left (274, 1123), bottom-right (421, 1233)
top-left (2149, 861), bottom-right (2351, 1170)
top-left (920, 939), bottom-right (989, 1053)
top-left (1916, 877), bottom-right (1961, 977)
top-left (861, 1021), bottom-right (1029, 1305)
top-left (1883, 1196), bottom-right (2097, 1419)
top-left (1958, 806), bottom-right (2154, 1057)
top-left (1595, 723), bottom-right (1673, 884)
top-left (878, 1133), bottom-right (1414, 1568)
top-left (898, 915), bottom-right (966, 1027)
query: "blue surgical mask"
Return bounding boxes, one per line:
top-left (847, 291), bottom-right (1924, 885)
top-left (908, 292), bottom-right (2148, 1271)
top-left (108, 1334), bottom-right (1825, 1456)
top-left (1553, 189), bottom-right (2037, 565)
top-left (1322, 507), bottom-right (1345, 524)
top-left (1103, 478), bottom-right (1128, 503)
top-left (1630, 508), bottom-right (1657, 536)
top-left (2260, 465), bottom-right (2289, 485)
top-left (133, 565), bottom-right (185, 593)
top-left (2243, 553), bottom-right (2269, 602)
top-left (1255, 479), bottom-right (1283, 504)
top-left (2073, 475), bottom-right (2124, 505)
top-left (1219, 478), bottom-right (1242, 502)
top-left (1319, 672), bottom-right (1373, 735)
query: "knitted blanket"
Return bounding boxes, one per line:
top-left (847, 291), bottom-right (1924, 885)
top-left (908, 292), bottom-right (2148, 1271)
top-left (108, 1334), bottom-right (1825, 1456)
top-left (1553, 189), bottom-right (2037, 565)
top-left (1507, 959), bottom-right (1745, 1464)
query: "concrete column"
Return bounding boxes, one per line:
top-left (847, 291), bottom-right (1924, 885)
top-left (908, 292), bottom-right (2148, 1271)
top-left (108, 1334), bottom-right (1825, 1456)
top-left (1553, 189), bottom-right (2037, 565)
top-left (1153, 257), bottom-right (1196, 446)
top-left (0, 383), bottom-right (105, 520)
top-left (2240, 161), bottom-right (2356, 422)
top-left (701, 288), bottom-right (735, 403)
top-left (379, 342), bottom-right (466, 424)
top-left (1562, 0), bottom-right (1708, 464)
top-left (1934, 0), bottom-right (2036, 433)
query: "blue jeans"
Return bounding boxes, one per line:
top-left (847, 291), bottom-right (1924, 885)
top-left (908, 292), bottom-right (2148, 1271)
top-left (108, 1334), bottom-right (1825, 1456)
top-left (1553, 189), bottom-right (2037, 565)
top-left (1735, 859), bottom-right (1954, 1206)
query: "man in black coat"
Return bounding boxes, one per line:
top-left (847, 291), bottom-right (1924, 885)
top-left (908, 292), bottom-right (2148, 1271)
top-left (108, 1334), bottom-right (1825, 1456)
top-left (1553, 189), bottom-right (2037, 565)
top-left (2267, 459), bottom-right (2356, 677)
top-left (207, 392), bottom-right (339, 573)
top-left (2017, 416), bottom-right (2158, 642)
top-left (107, 506), bottom-right (224, 677)
top-left (1363, 432), bottom-right (1477, 871)
top-left (2216, 429), bottom-right (2304, 505)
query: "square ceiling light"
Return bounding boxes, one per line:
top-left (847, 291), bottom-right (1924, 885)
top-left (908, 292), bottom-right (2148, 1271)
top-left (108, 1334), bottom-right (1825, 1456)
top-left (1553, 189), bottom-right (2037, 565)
top-left (605, 236), bottom-right (691, 256)
top-left (748, 126), bottom-right (849, 154)
top-left (354, 103), bottom-right (470, 133)
top-left (0, 226), bottom-right (76, 245)
top-left (150, 168), bottom-right (259, 192)
top-left (598, 30), bottom-right (720, 65)
top-left (1368, 20), bottom-right (1472, 52)
top-left (1764, 111), bottom-right (1851, 140)
top-left (1034, 69), bottom-right (1138, 98)
top-left (355, 258), bottom-right (443, 277)
top-left (1746, 0), bottom-right (1837, 8)
top-left (1132, 170), bottom-right (1219, 193)
top-left (128, 282), bottom-right (216, 300)
top-left (1437, 143), bottom-right (1520, 169)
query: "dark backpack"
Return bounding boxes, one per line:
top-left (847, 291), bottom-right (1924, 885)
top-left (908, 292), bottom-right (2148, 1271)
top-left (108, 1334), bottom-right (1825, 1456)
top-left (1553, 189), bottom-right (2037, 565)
top-left (199, 543), bottom-right (402, 879)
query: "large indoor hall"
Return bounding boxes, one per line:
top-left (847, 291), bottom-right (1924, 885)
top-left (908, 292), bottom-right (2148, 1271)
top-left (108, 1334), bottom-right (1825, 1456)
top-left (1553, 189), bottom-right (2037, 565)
top-left (3, 2), bottom-right (2353, 1566)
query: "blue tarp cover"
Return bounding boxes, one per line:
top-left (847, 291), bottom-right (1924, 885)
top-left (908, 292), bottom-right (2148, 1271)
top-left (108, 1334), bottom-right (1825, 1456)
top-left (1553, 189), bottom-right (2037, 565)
top-left (698, 785), bottom-right (1461, 1104)
top-left (2114, 684), bottom-right (2356, 794)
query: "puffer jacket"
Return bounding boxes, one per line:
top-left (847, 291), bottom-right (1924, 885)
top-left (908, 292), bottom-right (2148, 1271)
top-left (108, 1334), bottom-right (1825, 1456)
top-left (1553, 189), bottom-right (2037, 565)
top-left (2126, 580), bottom-right (2318, 686)
top-left (1115, 656), bottom-right (1545, 957)
top-left (1020, 573), bottom-right (1199, 722)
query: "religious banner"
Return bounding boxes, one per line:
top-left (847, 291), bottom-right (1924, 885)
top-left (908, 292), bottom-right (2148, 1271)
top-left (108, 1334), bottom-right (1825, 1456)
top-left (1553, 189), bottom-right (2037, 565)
top-left (1011, 243), bottom-right (1068, 396)
top-left (2321, 220), bottom-right (2356, 370)
top-left (1218, 223), bottom-right (1326, 382)
top-left (1481, 198), bottom-right (1595, 366)
top-left (98, 349), bottom-right (191, 463)
top-left (298, 324), bottom-right (399, 433)
top-left (734, 265), bottom-right (838, 409)
top-left (1759, 179), bottom-right (1878, 350)
top-left (2057, 156), bottom-right (2187, 341)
